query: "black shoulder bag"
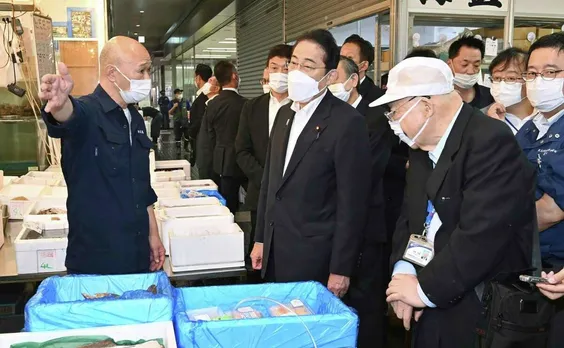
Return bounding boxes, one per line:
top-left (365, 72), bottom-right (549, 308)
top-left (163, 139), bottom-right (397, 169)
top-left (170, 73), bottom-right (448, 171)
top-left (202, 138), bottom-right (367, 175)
top-left (476, 216), bottom-right (555, 348)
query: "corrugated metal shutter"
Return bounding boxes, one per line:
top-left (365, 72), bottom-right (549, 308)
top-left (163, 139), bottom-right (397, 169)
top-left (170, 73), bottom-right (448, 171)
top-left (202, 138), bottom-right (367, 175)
top-left (285, 0), bottom-right (384, 42)
top-left (237, 0), bottom-right (283, 98)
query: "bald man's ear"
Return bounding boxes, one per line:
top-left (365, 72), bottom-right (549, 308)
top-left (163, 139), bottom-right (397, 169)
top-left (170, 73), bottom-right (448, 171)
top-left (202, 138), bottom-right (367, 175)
top-left (105, 65), bottom-right (118, 82)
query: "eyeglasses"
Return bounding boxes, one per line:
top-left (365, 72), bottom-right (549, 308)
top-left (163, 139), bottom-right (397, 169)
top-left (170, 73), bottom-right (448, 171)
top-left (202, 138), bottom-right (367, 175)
top-left (289, 60), bottom-right (326, 74)
top-left (489, 76), bottom-right (524, 84)
top-left (384, 97), bottom-right (417, 121)
top-left (522, 70), bottom-right (564, 82)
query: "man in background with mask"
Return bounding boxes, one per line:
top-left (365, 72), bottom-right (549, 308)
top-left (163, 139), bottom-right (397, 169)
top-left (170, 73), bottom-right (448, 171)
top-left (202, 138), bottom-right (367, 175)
top-left (186, 64), bottom-right (213, 166)
top-left (170, 88), bottom-right (188, 154)
top-left (203, 61), bottom-right (247, 213)
top-left (250, 29), bottom-right (371, 299)
top-left (341, 34), bottom-right (385, 104)
top-left (486, 48), bottom-right (536, 135)
top-left (377, 57), bottom-right (534, 347)
top-left (236, 44), bottom-right (292, 264)
top-left (260, 69), bottom-right (270, 94)
top-left (38, 36), bottom-right (165, 275)
top-left (158, 90), bottom-right (170, 129)
top-left (329, 55), bottom-right (391, 347)
top-left (448, 36), bottom-right (494, 109)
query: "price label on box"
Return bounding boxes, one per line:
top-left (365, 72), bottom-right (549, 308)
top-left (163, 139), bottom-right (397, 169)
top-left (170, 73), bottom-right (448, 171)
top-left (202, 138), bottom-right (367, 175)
top-left (37, 249), bottom-right (56, 272)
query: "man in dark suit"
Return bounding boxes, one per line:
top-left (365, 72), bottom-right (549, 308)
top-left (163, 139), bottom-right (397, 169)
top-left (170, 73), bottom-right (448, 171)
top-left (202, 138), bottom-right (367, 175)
top-left (196, 77), bottom-right (220, 180)
top-left (378, 57), bottom-right (535, 347)
top-left (250, 29), bottom-right (371, 298)
top-left (341, 34), bottom-right (385, 103)
top-left (185, 64), bottom-right (212, 166)
top-left (202, 62), bottom-right (247, 213)
top-left (329, 55), bottom-right (392, 347)
top-left (236, 44), bottom-right (292, 259)
top-left (158, 91), bottom-right (170, 129)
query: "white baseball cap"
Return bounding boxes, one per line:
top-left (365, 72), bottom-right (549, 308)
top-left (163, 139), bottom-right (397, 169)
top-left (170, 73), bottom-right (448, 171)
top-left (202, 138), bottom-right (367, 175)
top-left (370, 57), bottom-right (454, 107)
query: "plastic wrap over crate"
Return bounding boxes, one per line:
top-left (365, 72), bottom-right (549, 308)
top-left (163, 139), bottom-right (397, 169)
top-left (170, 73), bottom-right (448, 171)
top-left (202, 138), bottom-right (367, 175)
top-left (173, 281), bottom-right (358, 348)
top-left (180, 190), bottom-right (226, 206)
top-left (25, 271), bottom-right (174, 332)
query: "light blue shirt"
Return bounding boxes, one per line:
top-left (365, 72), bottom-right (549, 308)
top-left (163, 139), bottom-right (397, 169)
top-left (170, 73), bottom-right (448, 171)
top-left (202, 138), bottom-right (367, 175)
top-left (392, 103), bottom-right (463, 308)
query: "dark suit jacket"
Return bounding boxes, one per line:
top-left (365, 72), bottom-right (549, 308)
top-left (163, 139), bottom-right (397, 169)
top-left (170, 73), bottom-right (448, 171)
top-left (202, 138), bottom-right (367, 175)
top-left (203, 90), bottom-right (247, 177)
top-left (187, 92), bottom-right (208, 139)
top-left (358, 75), bottom-right (385, 104)
top-left (356, 97), bottom-right (392, 244)
top-left (391, 104), bottom-right (535, 347)
top-left (256, 92), bottom-right (372, 283)
top-left (235, 93), bottom-right (270, 210)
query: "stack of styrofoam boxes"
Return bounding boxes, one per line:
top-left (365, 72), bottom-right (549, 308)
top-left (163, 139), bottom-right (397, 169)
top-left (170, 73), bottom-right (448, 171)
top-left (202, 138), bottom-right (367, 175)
top-left (0, 184), bottom-right (49, 220)
top-left (152, 182), bottom-right (181, 200)
top-left (14, 197), bottom-right (68, 274)
top-left (155, 160), bottom-right (191, 180)
top-left (0, 169), bottom-right (19, 190)
top-left (158, 199), bottom-right (244, 272)
top-left (178, 179), bottom-right (218, 197)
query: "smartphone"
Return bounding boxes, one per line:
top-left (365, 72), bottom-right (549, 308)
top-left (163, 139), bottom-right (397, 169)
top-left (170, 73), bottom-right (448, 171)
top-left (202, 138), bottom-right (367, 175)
top-left (519, 275), bottom-right (549, 284)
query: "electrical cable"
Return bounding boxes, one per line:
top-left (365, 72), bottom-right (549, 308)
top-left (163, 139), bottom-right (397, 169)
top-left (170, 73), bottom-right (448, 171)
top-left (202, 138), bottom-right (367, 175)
top-left (0, 23), bottom-right (10, 68)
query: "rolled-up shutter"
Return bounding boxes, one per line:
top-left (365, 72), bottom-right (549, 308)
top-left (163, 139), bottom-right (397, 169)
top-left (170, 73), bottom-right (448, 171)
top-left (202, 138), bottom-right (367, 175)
top-left (237, 0), bottom-right (283, 98)
top-left (285, 0), bottom-right (385, 42)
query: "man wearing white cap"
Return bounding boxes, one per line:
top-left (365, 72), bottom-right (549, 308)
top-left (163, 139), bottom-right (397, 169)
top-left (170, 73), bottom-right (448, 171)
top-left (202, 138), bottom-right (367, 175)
top-left (378, 57), bottom-right (536, 347)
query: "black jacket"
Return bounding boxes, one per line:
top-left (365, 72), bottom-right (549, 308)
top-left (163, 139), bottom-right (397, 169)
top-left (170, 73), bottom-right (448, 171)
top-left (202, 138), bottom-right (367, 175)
top-left (187, 92), bottom-right (208, 139)
top-left (392, 104), bottom-right (535, 347)
top-left (235, 93), bottom-right (271, 210)
top-left (256, 92), bottom-right (372, 283)
top-left (358, 75), bottom-right (385, 104)
top-left (202, 90), bottom-right (247, 178)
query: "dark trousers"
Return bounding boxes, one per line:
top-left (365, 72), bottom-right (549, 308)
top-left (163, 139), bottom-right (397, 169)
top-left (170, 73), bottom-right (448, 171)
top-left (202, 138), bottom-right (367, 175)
top-left (160, 109), bottom-right (170, 129)
top-left (189, 136), bottom-right (197, 165)
top-left (219, 176), bottom-right (241, 214)
top-left (173, 120), bottom-right (183, 142)
top-left (249, 210), bottom-right (257, 257)
top-left (343, 243), bottom-right (388, 348)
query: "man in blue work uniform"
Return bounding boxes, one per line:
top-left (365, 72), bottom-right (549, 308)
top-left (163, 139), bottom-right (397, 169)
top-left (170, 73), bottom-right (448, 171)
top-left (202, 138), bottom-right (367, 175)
top-left (516, 32), bottom-right (564, 348)
top-left (38, 36), bottom-right (165, 275)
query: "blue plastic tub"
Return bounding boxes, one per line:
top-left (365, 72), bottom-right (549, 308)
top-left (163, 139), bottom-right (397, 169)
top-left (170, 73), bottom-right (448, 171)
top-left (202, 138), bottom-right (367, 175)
top-left (25, 271), bottom-right (174, 332)
top-left (180, 189), bottom-right (226, 206)
top-left (173, 281), bottom-right (358, 348)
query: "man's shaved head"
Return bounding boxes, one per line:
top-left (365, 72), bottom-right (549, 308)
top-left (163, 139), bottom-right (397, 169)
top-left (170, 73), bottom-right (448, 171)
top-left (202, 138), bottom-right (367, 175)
top-left (100, 36), bottom-right (150, 68)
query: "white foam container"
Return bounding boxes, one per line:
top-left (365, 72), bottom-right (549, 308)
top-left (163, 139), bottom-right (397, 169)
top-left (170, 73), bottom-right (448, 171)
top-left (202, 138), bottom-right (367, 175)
top-left (170, 223), bottom-right (245, 272)
top-left (25, 171), bottom-right (63, 180)
top-left (45, 165), bottom-right (62, 172)
top-left (158, 212), bottom-right (234, 256)
top-left (25, 197), bottom-right (67, 216)
top-left (14, 227), bottom-right (67, 274)
top-left (152, 181), bottom-right (180, 190)
top-left (0, 321), bottom-right (177, 347)
top-left (154, 188), bottom-right (181, 199)
top-left (2, 176), bottom-right (18, 189)
top-left (158, 197), bottom-right (220, 208)
top-left (179, 179), bottom-right (218, 192)
top-left (41, 186), bottom-right (68, 199)
top-left (0, 184), bottom-right (49, 220)
top-left (161, 205), bottom-right (230, 219)
top-left (156, 160), bottom-right (190, 179)
top-left (14, 176), bottom-right (60, 186)
top-left (23, 214), bottom-right (69, 238)
top-left (155, 170), bottom-right (186, 182)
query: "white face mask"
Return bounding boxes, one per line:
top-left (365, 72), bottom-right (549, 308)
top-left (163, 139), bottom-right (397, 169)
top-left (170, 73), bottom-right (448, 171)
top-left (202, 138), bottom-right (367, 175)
top-left (178, 94), bottom-right (184, 99)
top-left (388, 99), bottom-right (429, 149)
top-left (288, 70), bottom-right (330, 103)
top-left (262, 84), bottom-right (271, 94)
top-left (268, 72), bottom-right (288, 93)
top-left (201, 82), bottom-right (212, 96)
top-left (491, 81), bottom-right (524, 107)
top-left (113, 66), bottom-right (151, 104)
top-left (328, 75), bottom-right (354, 102)
top-left (453, 73), bottom-right (480, 89)
top-left (526, 78), bottom-right (564, 113)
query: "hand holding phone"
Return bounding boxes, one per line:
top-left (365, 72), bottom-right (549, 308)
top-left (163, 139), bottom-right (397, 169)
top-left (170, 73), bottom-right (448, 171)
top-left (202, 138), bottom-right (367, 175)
top-left (519, 275), bottom-right (549, 284)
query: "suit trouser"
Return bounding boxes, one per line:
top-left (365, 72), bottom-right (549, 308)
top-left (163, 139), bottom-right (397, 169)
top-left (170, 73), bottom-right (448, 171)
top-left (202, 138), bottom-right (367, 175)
top-left (219, 176), bottom-right (241, 214)
top-left (160, 109), bottom-right (170, 129)
top-left (249, 210), bottom-right (257, 258)
top-left (173, 120), bottom-right (183, 143)
top-left (343, 243), bottom-right (388, 348)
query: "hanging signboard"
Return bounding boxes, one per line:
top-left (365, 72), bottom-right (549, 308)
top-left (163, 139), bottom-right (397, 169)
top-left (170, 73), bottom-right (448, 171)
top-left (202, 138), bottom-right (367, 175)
top-left (515, 0), bottom-right (564, 17)
top-left (409, 0), bottom-right (508, 13)
top-left (32, 14), bottom-right (56, 90)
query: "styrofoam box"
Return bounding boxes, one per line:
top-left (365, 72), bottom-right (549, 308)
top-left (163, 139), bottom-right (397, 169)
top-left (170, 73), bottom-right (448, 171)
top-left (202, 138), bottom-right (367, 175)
top-left (152, 181), bottom-right (180, 190)
top-left (179, 179), bottom-right (218, 192)
top-left (155, 170), bottom-right (186, 182)
top-left (14, 227), bottom-right (67, 274)
top-left (25, 171), bottom-right (63, 180)
top-left (158, 214), bottom-right (234, 256)
top-left (154, 188), bottom-right (181, 199)
top-left (23, 214), bottom-right (69, 238)
top-left (156, 160), bottom-right (190, 179)
top-left (161, 205), bottom-right (230, 219)
top-left (2, 176), bottom-right (18, 188)
top-left (0, 184), bottom-right (49, 220)
top-left (158, 197), bottom-right (220, 209)
top-left (42, 186), bottom-right (68, 198)
top-left (25, 197), bottom-right (67, 216)
top-left (45, 165), bottom-right (62, 172)
top-left (0, 321), bottom-right (177, 347)
top-left (14, 176), bottom-right (60, 186)
top-left (170, 223), bottom-right (244, 272)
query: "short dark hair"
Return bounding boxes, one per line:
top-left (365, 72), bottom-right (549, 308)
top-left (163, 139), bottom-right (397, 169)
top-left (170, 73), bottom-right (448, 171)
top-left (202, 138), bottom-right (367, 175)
top-left (295, 29), bottom-right (340, 72)
top-left (448, 35), bottom-right (485, 59)
top-left (195, 64), bottom-right (212, 82)
top-left (405, 48), bottom-right (437, 59)
top-left (343, 34), bottom-right (375, 66)
top-left (266, 44), bottom-right (292, 67)
top-left (489, 47), bottom-right (528, 74)
top-left (528, 32), bottom-right (564, 65)
top-left (339, 56), bottom-right (359, 77)
top-left (214, 61), bottom-right (237, 87)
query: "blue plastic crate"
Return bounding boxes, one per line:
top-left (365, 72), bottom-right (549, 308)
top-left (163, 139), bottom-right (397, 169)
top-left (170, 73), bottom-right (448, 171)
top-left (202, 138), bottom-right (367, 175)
top-left (180, 190), bottom-right (226, 206)
top-left (25, 272), bottom-right (174, 332)
top-left (173, 281), bottom-right (358, 348)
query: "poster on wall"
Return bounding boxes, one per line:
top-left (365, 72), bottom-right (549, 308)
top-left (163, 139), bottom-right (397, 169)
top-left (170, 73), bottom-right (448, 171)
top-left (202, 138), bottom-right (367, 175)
top-left (32, 14), bottom-right (56, 89)
top-left (409, 0), bottom-right (507, 12)
top-left (67, 7), bottom-right (96, 38)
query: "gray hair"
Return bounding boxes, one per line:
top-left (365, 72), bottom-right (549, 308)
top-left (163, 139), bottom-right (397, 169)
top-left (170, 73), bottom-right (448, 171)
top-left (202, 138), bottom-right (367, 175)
top-left (339, 56), bottom-right (359, 77)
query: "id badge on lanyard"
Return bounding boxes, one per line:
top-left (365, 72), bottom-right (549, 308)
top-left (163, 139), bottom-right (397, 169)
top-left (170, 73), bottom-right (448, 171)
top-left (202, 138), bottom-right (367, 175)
top-left (403, 201), bottom-right (435, 267)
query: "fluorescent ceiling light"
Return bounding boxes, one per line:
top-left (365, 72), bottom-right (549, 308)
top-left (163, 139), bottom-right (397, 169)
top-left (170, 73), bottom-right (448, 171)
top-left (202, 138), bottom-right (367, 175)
top-left (138, 36), bottom-right (145, 43)
top-left (134, 32), bottom-right (138, 36)
top-left (204, 47), bottom-right (236, 51)
top-left (140, 10), bottom-right (145, 13)
top-left (225, 38), bottom-right (236, 41)
top-left (218, 41), bottom-right (236, 44)
top-left (193, 54), bottom-right (231, 59)
top-left (136, 24), bottom-right (140, 27)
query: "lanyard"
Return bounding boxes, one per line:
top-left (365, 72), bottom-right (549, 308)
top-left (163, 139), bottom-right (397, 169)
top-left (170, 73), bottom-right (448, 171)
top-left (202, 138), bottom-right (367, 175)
top-left (422, 200), bottom-right (435, 237)
top-left (505, 118), bottom-right (519, 133)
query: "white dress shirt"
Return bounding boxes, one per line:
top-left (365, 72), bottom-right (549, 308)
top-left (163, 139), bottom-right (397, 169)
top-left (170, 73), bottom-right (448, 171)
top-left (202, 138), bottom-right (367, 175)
top-left (534, 109), bottom-right (564, 140)
top-left (205, 94), bottom-right (218, 106)
top-left (123, 108), bottom-right (132, 145)
top-left (269, 94), bottom-right (291, 135)
top-left (504, 111), bottom-right (537, 136)
top-left (351, 94), bottom-right (363, 109)
top-left (393, 102), bottom-right (463, 308)
top-left (196, 86), bottom-right (204, 97)
top-left (283, 90), bottom-right (327, 175)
